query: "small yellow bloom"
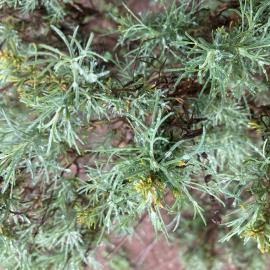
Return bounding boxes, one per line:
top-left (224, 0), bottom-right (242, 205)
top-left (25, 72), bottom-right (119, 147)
top-left (133, 176), bottom-right (165, 207)
top-left (75, 207), bottom-right (97, 229)
top-left (146, 83), bottom-right (156, 92)
top-left (172, 188), bottom-right (182, 198)
top-left (133, 176), bottom-right (153, 196)
top-left (118, 25), bottom-right (123, 31)
top-left (177, 160), bottom-right (188, 168)
top-left (245, 230), bottom-right (256, 238)
top-left (239, 203), bottom-right (246, 209)
top-left (125, 100), bottom-right (131, 112)
top-left (248, 121), bottom-right (263, 134)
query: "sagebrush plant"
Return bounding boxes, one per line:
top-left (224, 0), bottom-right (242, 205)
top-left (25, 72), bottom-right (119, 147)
top-left (0, 0), bottom-right (71, 19)
top-left (1, 0), bottom-right (270, 269)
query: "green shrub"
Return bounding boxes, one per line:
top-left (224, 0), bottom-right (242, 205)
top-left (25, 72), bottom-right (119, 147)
top-left (1, 0), bottom-right (270, 269)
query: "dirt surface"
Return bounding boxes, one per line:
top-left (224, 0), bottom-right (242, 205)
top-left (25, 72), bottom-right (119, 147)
top-left (89, 214), bottom-right (182, 270)
top-left (111, 216), bottom-right (182, 270)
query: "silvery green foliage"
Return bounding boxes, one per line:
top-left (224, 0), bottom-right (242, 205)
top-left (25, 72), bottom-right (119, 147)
top-left (0, 0), bottom-right (71, 18)
top-left (1, 0), bottom-right (270, 269)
